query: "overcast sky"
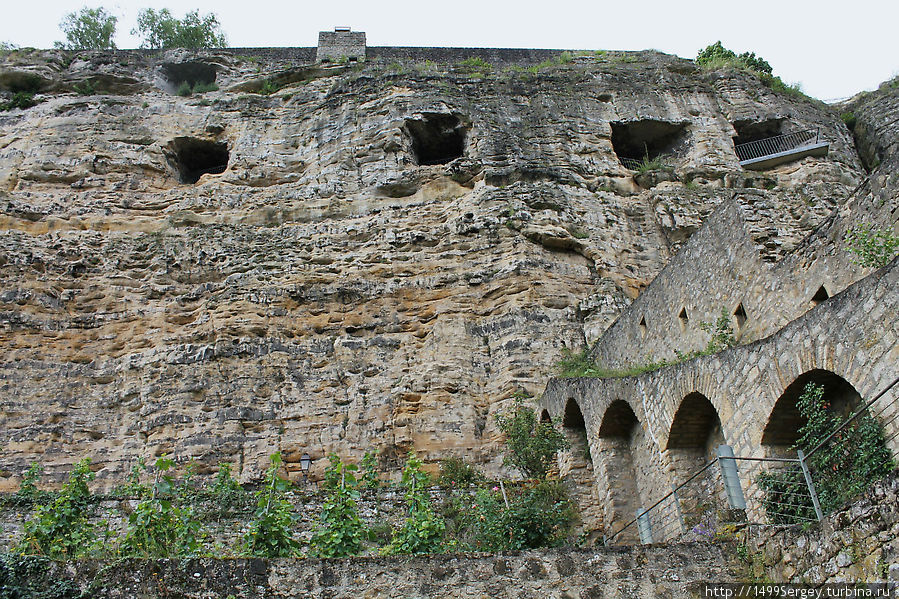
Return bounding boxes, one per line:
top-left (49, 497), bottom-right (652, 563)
top-left (3, 1), bottom-right (896, 102)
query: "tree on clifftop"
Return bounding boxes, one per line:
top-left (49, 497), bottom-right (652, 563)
top-left (133, 8), bottom-right (227, 49)
top-left (55, 7), bottom-right (118, 50)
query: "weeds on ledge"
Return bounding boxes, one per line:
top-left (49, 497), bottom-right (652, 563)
top-left (557, 308), bottom-right (736, 379)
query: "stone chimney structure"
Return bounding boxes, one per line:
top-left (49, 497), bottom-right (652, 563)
top-left (316, 27), bottom-right (366, 63)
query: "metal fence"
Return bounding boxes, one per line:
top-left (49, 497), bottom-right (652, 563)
top-left (607, 375), bottom-right (899, 544)
top-left (734, 128), bottom-right (820, 162)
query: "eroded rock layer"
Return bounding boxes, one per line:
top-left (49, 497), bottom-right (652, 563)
top-left (0, 47), bottom-right (864, 488)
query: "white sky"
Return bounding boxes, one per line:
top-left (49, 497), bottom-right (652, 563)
top-left (3, 0), bottom-right (897, 102)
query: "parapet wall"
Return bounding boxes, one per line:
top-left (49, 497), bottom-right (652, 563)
top-left (4, 543), bottom-right (740, 598)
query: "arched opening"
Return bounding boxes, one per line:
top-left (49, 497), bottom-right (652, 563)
top-left (559, 398), bottom-right (600, 537)
top-left (597, 400), bottom-right (641, 542)
top-left (666, 392), bottom-right (725, 528)
top-left (759, 369), bottom-right (893, 521)
top-left (539, 409), bottom-right (551, 424)
top-left (762, 370), bottom-right (862, 456)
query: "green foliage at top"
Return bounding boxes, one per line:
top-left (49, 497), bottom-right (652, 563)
top-left (18, 458), bottom-right (98, 558)
top-left (55, 7), bottom-right (118, 50)
top-left (695, 41), bottom-right (771, 74)
top-left (759, 383), bottom-right (894, 523)
top-left (495, 399), bottom-right (569, 479)
top-left (451, 480), bottom-right (574, 551)
top-left (457, 56), bottom-right (491, 77)
top-left (309, 454), bottom-right (366, 558)
top-left (119, 456), bottom-right (201, 557)
top-left (383, 453), bottom-right (445, 555)
top-left (844, 223), bottom-right (899, 268)
top-left (133, 8), bottom-right (227, 49)
top-left (242, 453), bottom-right (299, 557)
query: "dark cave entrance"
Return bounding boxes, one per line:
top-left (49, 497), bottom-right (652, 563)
top-left (732, 118), bottom-right (784, 147)
top-left (610, 120), bottom-right (688, 168)
top-left (404, 113), bottom-right (468, 165)
top-left (161, 61), bottom-right (218, 94)
top-left (166, 137), bottom-right (229, 184)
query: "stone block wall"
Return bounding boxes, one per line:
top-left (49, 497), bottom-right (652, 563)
top-left (316, 30), bottom-right (366, 63)
top-left (3, 544), bottom-right (741, 598)
top-left (542, 257), bottom-right (899, 535)
top-left (740, 470), bottom-right (899, 584)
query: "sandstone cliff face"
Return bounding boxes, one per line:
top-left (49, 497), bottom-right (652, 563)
top-left (0, 47), bottom-right (864, 488)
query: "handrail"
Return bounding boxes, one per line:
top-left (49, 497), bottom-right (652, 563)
top-left (735, 128), bottom-right (820, 162)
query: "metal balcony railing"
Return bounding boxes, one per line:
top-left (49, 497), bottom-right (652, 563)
top-left (734, 128), bottom-right (820, 162)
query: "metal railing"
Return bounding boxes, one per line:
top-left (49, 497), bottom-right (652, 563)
top-left (606, 375), bottom-right (899, 544)
top-left (734, 128), bottom-right (821, 162)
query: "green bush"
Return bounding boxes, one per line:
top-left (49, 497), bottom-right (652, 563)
top-left (309, 454), bottom-right (366, 558)
top-left (383, 453), bottom-right (445, 555)
top-left (242, 453), bottom-right (299, 557)
top-left (844, 223), bottom-right (899, 268)
top-left (759, 383), bottom-right (894, 523)
top-left (119, 457), bottom-right (201, 557)
top-left (192, 81), bottom-right (219, 94)
top-left (176, 81), bottom-right (192, 97)
top-left (495, 398), bottom-right (569, 479)
top-left (19, 458), bottom-right (99, 558)
top-left (73, 80), bottom-right (96, 96)
top-left (452, 480), bottom-right (574, 551)
top-left (840, 111), bottom-right (857, 130)
top-left (360, 451), bottom-right (381, 489)
top-left (0, 92), bottom-right (37, 112)
top-left (16, 462), bottom-right (44, 502)
top-left (437, 457), bottom-right (483, 487)
top-left (695, 41), bottom-right (771, 74)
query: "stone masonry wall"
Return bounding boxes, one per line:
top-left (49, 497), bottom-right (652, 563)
top-left (6, 544), bottom-right (741, 598)
top-left (590, 82), bottom-right (898, 371)
top-left (740, 470), bottom-right (899, 584)
top-left (542, 257), bottom-right (899, 535)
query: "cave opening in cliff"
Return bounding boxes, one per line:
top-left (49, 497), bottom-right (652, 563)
top-left (161, 61), bottom-right (218, 94)
top-left (166, 137), bottom-right (229, 184)
top-left (404, 113), bottom-right (468, 165)
top-left (731, 118), bottom-right (784, 147)
top-left (610, 119), bottom-right (688, 168)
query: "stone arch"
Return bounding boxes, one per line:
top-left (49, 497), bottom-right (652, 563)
top-left (762, 369), bottom-right (864, 457)
top-left (665, 392), bottom-right (725, 525)
top-left (539, 409), bottom-right (551, 424)
top-left (596, 400), bottom-right (642, 542)
top-left (558, 398), bottom-right (600, 537)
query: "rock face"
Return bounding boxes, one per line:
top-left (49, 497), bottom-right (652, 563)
top-left (0, 46), bottom-right (866, 490)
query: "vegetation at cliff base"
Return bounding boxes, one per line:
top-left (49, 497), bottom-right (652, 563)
top-left (495, 398), bottom-right (569, 479)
